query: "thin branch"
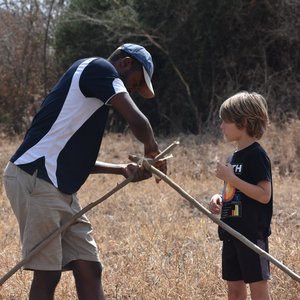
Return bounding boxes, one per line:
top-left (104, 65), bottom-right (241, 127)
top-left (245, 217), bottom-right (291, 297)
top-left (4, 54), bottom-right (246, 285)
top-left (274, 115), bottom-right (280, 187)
top-left (0, 141), bottom-right (179, 286)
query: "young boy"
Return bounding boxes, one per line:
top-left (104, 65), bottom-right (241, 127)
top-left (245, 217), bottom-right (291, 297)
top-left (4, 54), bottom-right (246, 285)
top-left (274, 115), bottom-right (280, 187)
top-left (209, 91), bottom-right (273, 300)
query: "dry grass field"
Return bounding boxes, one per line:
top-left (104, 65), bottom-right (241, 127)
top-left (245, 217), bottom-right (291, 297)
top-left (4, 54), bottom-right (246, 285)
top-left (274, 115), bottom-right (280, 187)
top-left (0, 120), bottom-right (299, 299)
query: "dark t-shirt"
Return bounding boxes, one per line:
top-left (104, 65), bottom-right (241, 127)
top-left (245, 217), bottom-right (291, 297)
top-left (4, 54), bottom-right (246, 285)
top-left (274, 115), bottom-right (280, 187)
top-left (218, 142), bottom-right (273, 240)
top-left (11, 57), bottom-right (127, 194)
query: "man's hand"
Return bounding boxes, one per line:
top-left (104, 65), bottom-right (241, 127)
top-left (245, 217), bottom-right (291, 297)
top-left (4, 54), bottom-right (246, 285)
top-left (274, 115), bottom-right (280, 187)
top-left (145, 150), bottom-right (167, 182)
top-left (123, 163), bottom-right (152, 182)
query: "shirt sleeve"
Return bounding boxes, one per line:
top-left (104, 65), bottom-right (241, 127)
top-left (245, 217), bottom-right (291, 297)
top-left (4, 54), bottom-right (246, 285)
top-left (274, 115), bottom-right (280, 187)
top-left (251, 149), bottom-right (272, 184)
top-left (79, 58), bottom-right (127, 104)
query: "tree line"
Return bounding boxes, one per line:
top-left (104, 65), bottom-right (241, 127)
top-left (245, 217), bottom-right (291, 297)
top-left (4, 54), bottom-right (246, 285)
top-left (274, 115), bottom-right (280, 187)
top-left (0, 0), bottom-right (299, 135)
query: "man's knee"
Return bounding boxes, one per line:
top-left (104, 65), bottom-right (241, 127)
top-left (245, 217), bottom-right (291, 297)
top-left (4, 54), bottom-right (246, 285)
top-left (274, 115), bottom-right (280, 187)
top-left (72, 260), bottom-right (102, 280)
top-left (31, 270), bottom-right (61, 293)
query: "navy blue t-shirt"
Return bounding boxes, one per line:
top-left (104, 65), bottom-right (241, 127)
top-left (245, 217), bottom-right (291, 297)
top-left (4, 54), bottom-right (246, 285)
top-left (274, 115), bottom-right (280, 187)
top-left (218, 142), bottom-right (273, 240)
top-left (11, 57), bottom-right (127, 194)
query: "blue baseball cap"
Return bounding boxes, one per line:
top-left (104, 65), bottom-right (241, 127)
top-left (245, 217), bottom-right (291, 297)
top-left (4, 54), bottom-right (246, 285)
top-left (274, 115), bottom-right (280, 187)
top-left (118, 43), bottom-right (155, 99)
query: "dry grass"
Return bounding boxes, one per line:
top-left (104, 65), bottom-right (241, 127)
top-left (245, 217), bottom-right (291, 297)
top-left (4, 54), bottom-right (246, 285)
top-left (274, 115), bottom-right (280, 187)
top-left (0, 120), bottom-right (299, 299)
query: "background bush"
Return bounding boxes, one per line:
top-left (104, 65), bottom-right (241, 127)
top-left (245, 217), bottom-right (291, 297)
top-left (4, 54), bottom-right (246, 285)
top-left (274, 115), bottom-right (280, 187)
top-left (0, 0), bottom-right (299, 134)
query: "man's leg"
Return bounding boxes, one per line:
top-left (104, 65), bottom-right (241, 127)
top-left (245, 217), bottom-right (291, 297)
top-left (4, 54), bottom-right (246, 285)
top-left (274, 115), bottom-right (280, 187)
top-left (29, 270), bottom-right (61, 300)
top-left (72, 260), bottom-right (105, 300)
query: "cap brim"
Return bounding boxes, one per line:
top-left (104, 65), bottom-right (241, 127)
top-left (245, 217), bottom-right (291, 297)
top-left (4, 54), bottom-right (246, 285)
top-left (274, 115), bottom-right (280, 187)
top-left (138, 67), bottom-right (155, 99)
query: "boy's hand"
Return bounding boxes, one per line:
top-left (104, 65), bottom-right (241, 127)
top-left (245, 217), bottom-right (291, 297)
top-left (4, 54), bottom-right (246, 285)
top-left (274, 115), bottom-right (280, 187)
top-left (123, 164), bottom-right (152, 182)
top-left (215, 162), bottom-right (234, 182)
top-left (209, 194), bottom-right (222, 214)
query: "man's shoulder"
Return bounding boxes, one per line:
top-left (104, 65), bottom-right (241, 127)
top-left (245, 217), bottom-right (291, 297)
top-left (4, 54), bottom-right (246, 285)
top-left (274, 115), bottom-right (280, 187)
top-left (86, 57), bottom-right (118, 77)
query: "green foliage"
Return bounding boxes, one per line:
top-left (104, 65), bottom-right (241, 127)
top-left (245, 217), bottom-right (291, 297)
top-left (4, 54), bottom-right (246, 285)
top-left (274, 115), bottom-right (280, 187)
top-left (5, 0), bottom-right (297, 135)
top-left (139, 0), bottom-right (300, 132)
top-left (55, 0), bottom-right (112, 68)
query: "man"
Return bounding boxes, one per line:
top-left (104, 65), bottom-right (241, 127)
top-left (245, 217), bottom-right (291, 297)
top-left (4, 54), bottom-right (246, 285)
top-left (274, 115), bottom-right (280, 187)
top-left (3, 43), bottom-right (166, 300)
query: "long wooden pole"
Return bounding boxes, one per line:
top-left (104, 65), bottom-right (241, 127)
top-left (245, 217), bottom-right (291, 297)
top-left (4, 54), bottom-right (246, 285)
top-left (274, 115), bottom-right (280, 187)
top-left (0, 176), bottom-right (132, 286)
top-left (0, 141), bottom-right (179, 286)
top-left (141, 160), bottom-right (300, 283)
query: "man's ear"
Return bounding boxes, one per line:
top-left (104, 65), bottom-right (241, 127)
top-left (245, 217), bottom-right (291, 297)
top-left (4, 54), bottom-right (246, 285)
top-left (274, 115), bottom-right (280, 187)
top-left (118, 56), bottom-right (133, 70)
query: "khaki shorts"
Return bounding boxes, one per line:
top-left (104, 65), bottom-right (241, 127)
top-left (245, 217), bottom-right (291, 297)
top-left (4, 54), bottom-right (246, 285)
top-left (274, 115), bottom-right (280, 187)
top-left (3, 162), bottom-right (100, 271)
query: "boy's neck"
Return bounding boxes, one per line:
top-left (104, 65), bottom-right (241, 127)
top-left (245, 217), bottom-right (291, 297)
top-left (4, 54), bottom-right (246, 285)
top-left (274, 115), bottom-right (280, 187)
top-left (236, 136), bottom-right (257, 151)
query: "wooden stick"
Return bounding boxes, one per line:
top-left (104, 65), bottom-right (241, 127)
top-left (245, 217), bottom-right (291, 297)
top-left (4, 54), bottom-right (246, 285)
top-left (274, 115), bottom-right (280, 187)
top-left (142, 160), bottom-right (300, 283)
top-left (129, 140), bottom-right (179, 165)
top-left (0, 176), bottom-right (132, 286)
top-left (0, 141), bottom-right (180, 286)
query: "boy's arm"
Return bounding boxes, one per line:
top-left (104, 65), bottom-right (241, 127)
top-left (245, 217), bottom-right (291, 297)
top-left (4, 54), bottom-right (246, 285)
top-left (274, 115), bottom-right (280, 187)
top-left (229, 176), bottom-right (271, 204)
top-left (216, 162), bottom-right (271, 204)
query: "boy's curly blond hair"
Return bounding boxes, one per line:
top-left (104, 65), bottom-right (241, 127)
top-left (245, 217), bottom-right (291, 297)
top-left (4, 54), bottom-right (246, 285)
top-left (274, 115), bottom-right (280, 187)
top-left (219, 91), bottom-right (269, 140)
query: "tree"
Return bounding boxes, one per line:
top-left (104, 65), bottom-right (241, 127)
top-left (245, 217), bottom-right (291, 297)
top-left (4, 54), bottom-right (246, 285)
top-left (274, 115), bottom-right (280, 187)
top-left (2, 0), bottom-right (299, 134)
top-left (0, 0), bottom-right (65, 134)
top-left (55, 0), bottom-right (300, 134)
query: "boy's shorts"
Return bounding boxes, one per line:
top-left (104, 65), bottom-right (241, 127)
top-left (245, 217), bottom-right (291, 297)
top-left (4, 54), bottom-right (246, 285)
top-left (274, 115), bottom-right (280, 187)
top-left (222, 237), bottom-right (270, 283)
top-left (3, 162), bottom-right (100, 271)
